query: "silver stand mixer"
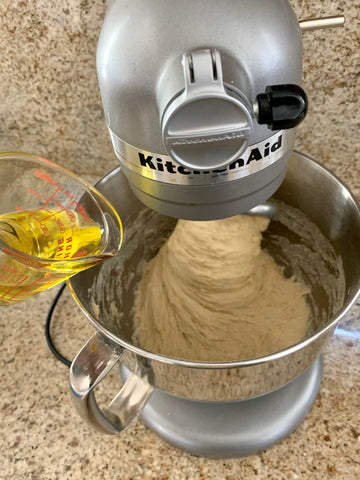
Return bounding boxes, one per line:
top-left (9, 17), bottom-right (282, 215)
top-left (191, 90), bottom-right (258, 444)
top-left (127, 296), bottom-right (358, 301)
top-left (68, 0), bottom-right (355, 458)
top-left (97, 0), bottom-right (308, 220)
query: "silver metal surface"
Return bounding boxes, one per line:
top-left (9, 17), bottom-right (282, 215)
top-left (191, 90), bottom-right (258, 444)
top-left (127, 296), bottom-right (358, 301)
top-left (69, 332), bottom-right (153, 434)
top-left (98, 0), bottom-right (302, 154)
top-left (109, 130), bottom-right (293, 187)
top-left (160, 49), bottom-right (253, 170)
top-left (299, 16), bottom-right (346, 31)
top-left (97, 0), bottom-right (303, 219)
top-left (68, 152), bottom-right (360, 435)
top-left (247, 202), bottom-right (279, 221)
top-left (137, 357), bottom-right (323, 458)
top-left (112, 130), bottom-right (294, 220)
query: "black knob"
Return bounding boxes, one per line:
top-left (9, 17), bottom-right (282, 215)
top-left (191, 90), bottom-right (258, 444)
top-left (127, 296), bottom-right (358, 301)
top-left (256, 84), bottom-right (308, 130)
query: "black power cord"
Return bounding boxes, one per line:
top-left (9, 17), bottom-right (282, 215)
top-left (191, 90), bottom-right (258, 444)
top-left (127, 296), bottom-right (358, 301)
top-left (44, 282), bottom-right (72, 367)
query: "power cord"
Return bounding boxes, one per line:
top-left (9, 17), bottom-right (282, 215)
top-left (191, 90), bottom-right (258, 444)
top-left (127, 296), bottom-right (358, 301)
top-left (44, 282), bottom-right (72, 367)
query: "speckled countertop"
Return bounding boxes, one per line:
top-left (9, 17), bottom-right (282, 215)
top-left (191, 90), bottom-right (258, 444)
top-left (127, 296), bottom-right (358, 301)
top-left (0, 0), bottom-right (359, 479)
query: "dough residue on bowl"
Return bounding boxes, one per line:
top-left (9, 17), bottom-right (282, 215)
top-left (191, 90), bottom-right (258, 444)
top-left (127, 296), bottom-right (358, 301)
top-left (133, 215), bottom-right (310, 362)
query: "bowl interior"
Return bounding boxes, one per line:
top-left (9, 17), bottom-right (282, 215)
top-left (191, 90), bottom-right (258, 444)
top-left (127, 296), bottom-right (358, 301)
top-left (69, 153), bottom-right (360, 359)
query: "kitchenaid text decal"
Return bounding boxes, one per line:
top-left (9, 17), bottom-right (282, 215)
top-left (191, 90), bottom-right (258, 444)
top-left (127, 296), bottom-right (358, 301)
top-left (109, 130), bottom-right (295, 186)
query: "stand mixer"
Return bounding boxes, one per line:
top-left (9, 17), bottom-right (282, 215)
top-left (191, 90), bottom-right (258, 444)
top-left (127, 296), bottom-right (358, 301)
top-left (68, 0), bottom-right (356, 458)
top-left (97, 0), bottom-right (309, 220)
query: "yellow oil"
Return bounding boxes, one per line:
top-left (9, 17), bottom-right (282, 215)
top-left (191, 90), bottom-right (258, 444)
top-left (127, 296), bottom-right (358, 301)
top-left (0, 209), bottom-right (104, 304)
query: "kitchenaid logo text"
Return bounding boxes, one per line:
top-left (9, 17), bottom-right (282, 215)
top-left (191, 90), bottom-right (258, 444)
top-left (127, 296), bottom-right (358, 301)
top-left (168, 131), bottom-right (245, 146)
top-left (109, 129), bottom-right (294, 185)
top-left (139, 135), bottom-right (283, 175)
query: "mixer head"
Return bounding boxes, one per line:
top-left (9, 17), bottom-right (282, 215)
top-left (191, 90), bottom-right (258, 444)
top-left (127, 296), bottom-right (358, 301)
top-left (97, 0), bottom-right (307, 220)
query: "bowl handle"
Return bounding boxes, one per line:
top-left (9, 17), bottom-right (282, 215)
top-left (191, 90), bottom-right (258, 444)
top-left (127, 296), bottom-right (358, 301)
top-left (69, 332), bottom-right (153, 434)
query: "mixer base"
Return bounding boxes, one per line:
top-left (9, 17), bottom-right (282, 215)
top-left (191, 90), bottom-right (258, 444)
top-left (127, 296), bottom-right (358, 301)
top-left (138, 356), bottom-right (323, 458)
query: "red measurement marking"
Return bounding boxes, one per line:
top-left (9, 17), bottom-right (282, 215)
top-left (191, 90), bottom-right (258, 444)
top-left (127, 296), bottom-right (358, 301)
top-left (62, 236), bottom-right (73, 259)
top-left (26, 188), bottom-right (47, 201)
top-left (64, 190), bottom-right (73, 200)
top-left (56, 236), bottom-right (75, 259)
top-left (6, 275), bottom-right (45, 301)
top-left (1, 247), bottom-right (44, 269)
top-left (0, 271), bottom-right (11, 282)
top-left (17, 169), bottom-right (92, 225)
top-left (40, 186), bottom-right (64, 209)
top-left (33, 170), bottom-right (58, 185)
top-left (75, 202), bottom-right (91, 222)
top-left (55, 217), bottom-right (65, 233)
top-left (2, 263), bottom-right (18, 274)
top-left (72, 250), bottom-right (88, 258)
top-left (0, 272), bottom-right (29, 299)
top-left (66, 209), bottom-right (76, 222)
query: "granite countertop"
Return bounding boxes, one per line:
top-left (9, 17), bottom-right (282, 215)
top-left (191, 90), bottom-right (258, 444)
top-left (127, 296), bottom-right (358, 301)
top-left (0, 0), bottom-right (360, 478)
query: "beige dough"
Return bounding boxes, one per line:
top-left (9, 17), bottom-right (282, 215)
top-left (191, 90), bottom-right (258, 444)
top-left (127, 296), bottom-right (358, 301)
top-left (133, 215), bottom-right (309, 362)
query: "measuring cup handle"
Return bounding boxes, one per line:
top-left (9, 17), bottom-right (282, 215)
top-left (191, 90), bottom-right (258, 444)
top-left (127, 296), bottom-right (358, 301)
top-left (69, 332), bottom-right (153, 434)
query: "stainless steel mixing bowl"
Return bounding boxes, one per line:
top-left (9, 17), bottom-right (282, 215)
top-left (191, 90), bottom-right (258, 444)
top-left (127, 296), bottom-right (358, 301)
top-left (68, 152), bottom-right (360, 434)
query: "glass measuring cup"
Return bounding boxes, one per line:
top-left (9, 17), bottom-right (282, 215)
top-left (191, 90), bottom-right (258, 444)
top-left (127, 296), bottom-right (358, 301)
top-left (0, 152), bottom-right (122, 305)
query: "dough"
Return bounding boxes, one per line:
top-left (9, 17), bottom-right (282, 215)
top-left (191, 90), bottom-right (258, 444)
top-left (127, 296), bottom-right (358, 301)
top-left (133, 215), bottom-right (309, 362)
